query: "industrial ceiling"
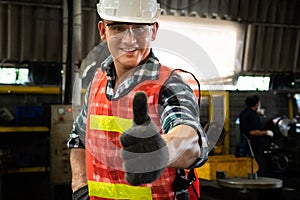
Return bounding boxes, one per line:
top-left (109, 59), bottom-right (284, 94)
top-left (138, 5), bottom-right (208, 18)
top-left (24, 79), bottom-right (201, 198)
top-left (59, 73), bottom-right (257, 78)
top-left (0, 0), bottom-right (299, 85)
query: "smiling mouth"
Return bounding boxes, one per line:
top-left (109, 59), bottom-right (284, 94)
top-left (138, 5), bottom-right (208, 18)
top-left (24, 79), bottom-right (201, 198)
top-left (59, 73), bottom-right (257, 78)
top-left (121, 47), bottom-right (138, 52)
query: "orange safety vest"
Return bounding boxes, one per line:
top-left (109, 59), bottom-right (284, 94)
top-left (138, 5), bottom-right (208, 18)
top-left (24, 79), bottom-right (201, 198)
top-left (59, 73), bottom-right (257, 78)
top-left (86, 65), bottom-right (200, 200)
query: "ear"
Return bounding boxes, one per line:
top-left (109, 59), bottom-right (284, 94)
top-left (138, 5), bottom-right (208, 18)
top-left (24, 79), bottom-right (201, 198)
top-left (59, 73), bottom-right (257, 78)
top-left (150, 22), bottom-right (159, 41)
top-left (98, 21), bottom-right (107, 41)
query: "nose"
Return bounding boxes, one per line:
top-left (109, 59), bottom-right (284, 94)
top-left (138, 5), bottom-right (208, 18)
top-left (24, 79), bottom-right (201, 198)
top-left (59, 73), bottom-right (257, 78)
top-left (121, 27), bottom-right (137, 44)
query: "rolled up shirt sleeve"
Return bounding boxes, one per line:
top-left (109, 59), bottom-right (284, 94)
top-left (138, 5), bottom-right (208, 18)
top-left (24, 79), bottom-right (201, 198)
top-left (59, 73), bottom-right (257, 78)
top-left (159, 72), bottom-right (201, 134)
top-left (159, 72), bottom-right (209, 166)
top-left (67, 85), bottom-right (90, 149)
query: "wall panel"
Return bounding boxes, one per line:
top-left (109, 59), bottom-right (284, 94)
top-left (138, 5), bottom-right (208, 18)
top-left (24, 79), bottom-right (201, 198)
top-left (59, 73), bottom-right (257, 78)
top-left (20, 6), bottom-right (33, 61)
top-left (7, 4), bottom-right (20, 59)
top-left (243, 25), bottom-right (299, 74)
top-left (0, 1), bottom-right (62, 63)
top-left (45, 8), bottom-right (62, 61)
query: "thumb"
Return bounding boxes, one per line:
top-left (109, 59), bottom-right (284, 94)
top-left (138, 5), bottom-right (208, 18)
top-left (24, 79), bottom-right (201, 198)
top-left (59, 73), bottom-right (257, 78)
top-left (133, 92), bottom-right (150, 125)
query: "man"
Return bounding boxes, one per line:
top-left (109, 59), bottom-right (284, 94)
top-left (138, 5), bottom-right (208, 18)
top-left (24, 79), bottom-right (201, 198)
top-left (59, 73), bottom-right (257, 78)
top-left (67, 0), bottom-right (209, 199)
top-left (239, 94), bottom-right (273, 176)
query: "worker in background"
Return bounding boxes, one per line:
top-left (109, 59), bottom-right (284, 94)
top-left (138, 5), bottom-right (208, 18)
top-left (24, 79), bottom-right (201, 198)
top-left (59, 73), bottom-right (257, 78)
top-left (238, 94), bottom-right (274, 176)
top-left (67, 0), bottom-right (209, 199)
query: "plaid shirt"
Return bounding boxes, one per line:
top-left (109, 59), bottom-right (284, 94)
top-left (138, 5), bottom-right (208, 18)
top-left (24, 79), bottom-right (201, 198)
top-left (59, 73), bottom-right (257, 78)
top-left (67, 51), bottom-right (202, 149)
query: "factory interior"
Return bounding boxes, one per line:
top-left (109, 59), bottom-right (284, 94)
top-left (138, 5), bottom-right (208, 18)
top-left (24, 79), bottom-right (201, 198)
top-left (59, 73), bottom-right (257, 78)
top-left (0, 0), bottom-right (300, 199)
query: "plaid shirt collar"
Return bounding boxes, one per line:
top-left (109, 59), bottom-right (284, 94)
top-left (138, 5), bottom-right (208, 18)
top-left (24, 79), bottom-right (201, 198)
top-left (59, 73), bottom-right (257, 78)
top-left (101, 50), bottom-right (161, 99)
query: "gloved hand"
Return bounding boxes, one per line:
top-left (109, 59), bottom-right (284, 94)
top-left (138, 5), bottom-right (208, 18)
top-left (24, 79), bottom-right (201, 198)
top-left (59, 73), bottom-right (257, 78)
top-left (120, 92), bottom-right (169, 186)
top-left (266, 130), bottom-right (274, 137)
top-left (72, 185), bottom-right (89, 200)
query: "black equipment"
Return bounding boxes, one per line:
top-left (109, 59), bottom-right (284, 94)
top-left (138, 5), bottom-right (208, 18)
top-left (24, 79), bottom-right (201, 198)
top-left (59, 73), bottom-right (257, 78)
top-left (264, 116), bottom-right (300, 175)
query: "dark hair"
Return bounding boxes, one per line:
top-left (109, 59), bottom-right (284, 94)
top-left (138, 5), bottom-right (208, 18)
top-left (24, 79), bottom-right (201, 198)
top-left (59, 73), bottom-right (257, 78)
top-left (245, 95), bottom-right (260, 107)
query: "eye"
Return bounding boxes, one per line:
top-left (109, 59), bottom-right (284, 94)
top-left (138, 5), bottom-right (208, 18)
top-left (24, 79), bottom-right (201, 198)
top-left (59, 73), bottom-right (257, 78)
top-left (110, 25), bottom-right (125, 33)
top-left (133, 25), bottom-right (147, 33)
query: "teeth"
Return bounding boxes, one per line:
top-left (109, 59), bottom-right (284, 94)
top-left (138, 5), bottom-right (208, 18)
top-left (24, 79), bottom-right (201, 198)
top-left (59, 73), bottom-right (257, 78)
top-left (122, 48), bottom-right (136, 52)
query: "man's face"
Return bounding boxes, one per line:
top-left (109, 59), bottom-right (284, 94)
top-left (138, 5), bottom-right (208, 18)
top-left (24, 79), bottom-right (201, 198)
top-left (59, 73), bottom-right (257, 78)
top-left (98, 21), bottom-right (159, 70)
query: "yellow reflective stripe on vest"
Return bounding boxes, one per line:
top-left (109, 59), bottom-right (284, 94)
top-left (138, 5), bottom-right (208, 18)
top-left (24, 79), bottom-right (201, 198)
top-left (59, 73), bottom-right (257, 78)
top-left (88, 180), bottom-right (152, 200)
top-left (90, 115), bottom-right (132, 133)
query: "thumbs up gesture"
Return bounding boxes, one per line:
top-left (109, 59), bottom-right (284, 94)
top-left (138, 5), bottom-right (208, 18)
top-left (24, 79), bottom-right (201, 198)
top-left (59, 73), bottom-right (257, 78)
top-left (120, 92), bottom-right (169, 185)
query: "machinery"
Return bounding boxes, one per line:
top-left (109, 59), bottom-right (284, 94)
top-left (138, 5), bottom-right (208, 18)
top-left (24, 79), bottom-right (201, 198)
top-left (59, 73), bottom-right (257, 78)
top-left (264, 116), bottom-right (300, 175)
top-left (50, 104), bottom-right (74, 199)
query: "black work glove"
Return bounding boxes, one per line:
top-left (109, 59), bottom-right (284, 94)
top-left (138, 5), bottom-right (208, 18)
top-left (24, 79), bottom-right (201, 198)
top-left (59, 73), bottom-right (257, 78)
top-left (120, 92), bottom-right (169, 186)
top-left (72, 185), bottom-right (89, 200)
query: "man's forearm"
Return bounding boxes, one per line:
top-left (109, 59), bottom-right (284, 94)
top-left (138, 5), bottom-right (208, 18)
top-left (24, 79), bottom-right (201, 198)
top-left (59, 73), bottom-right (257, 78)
top-left (70, 148), bottom-right (87, 192)
top-left (162, 124), bottom-right (201, 169)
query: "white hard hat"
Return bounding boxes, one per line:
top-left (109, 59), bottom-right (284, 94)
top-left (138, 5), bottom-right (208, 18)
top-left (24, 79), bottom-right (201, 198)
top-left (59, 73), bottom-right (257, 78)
top-left (97, 0), bottom-right (160, 23)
